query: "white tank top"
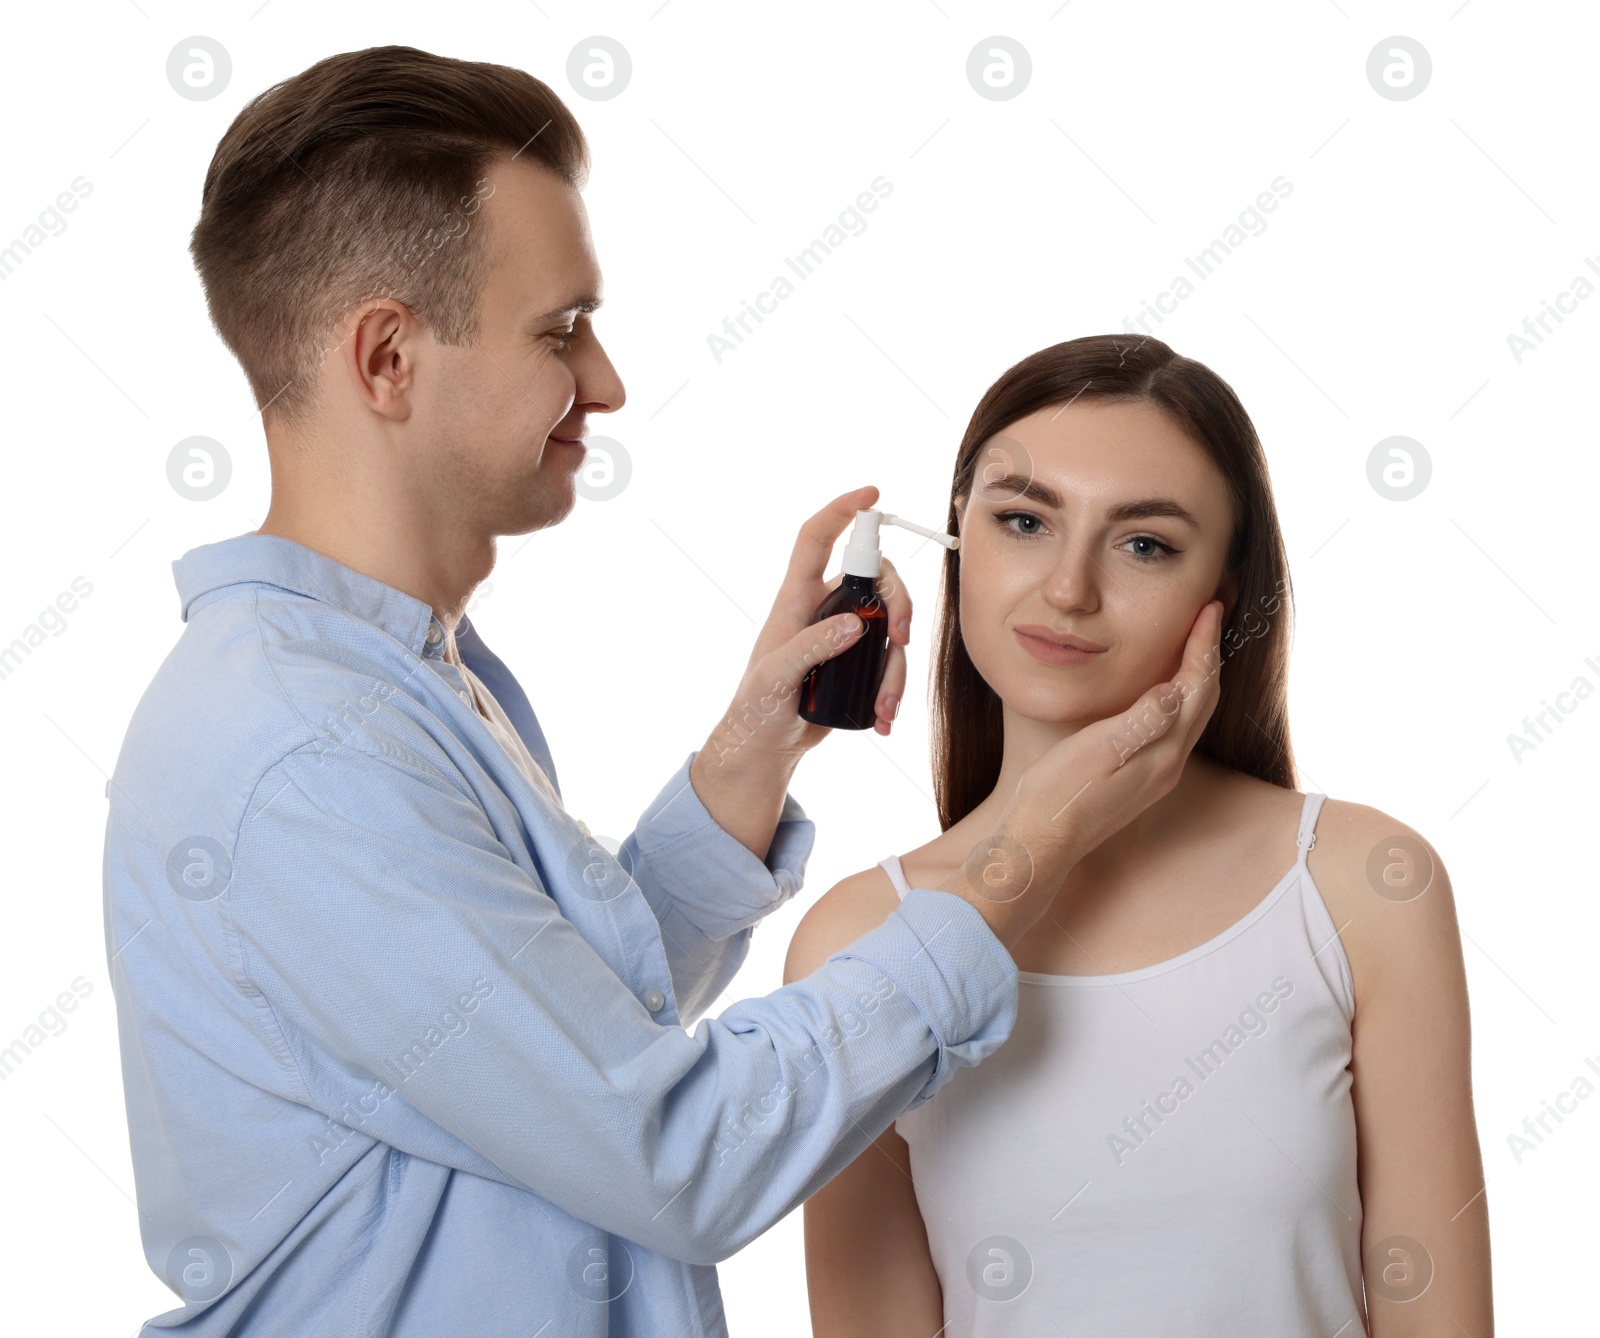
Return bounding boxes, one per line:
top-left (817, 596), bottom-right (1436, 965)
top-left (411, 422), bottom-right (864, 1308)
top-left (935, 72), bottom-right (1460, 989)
top-left (882, 791), bottom-right (1365, 1336)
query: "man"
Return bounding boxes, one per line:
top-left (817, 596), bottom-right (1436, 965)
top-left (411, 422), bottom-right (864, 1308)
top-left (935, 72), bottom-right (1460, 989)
top-left (106, 45), bottom-right (1215, 1337)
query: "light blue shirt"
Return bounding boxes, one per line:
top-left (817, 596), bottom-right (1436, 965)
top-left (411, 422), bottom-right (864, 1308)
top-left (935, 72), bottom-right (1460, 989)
top-left (103, 532), bottom-right (1018, 1337)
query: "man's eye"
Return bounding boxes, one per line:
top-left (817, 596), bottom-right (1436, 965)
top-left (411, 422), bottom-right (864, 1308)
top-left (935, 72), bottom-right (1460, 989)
top-left (550, 328), bottom-right (577, 350)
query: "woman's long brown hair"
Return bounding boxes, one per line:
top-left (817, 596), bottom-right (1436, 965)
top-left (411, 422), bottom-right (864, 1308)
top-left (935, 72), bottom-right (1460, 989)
top-left (929, 334), bottom-right (1298, 831)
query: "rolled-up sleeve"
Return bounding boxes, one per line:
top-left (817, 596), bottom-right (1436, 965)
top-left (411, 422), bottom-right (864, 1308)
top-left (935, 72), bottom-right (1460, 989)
top-left (226, 740), bottom-right (1016, 1266)
top-left (826, 886), bottom-right (1020, 1111)
top-left (620, 750), bottom-right (814, 1023)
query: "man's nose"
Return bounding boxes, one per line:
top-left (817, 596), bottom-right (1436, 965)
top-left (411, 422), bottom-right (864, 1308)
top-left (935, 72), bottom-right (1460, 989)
top-left (578, 336), bottom-right (626, 415)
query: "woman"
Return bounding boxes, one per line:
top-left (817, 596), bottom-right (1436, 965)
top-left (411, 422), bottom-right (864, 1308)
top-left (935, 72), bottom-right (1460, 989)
top-left (783, 335), bottom-right (1492, 1336)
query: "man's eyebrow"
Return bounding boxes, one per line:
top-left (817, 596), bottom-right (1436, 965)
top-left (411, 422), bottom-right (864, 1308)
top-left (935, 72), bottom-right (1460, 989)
top-left (529, 295), bottom-right (603, 325)
top-left (980, 474), bottom-right (1201, 528)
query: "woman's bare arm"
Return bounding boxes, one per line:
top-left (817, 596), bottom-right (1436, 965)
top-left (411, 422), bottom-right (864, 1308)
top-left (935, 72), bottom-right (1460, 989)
top-left (783, 871), bottom-right (945, 1338)
top-left (1312, 802), bottom-right (1493, 1337)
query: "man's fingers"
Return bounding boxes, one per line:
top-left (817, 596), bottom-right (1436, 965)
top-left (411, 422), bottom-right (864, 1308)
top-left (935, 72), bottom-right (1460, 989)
top-left (768, 611), bottom-right (865, 687)
top-left (1178, 599), bottom-right (1225, 688)
top-left (876, 557), bottom-right (912, 645)
top-left (1098, 602), bottom-right (1224, 775)
top-left (875, 639), bottom-right (907, 730)
top-left (756, 488), bottom-right (880, 639)
top-left (780, 487), bottom-right (879, 591)
top-left (1103, 678), bottom-right (1186, 770)
top-left (1149, 601), bottom-right (1226, 763)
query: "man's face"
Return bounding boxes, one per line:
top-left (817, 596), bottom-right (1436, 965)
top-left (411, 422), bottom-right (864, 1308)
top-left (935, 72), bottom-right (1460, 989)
top-left (414, 155), bottom-right (625, 538)
top-left (954, 399), bottom-right (1237, 727)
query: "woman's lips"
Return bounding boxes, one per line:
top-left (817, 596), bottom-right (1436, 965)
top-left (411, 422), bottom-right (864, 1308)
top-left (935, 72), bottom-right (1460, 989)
top-left (1013, 627), bottom-right (1107, 666)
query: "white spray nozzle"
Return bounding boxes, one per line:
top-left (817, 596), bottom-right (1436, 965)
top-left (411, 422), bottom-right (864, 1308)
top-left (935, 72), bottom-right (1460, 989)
top-left (882, 512), bottom-right (960, 551)
top-left (840, 508), bottom-right (959, 578)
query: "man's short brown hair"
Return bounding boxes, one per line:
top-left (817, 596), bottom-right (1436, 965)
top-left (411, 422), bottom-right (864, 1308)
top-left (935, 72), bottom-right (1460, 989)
top-left (189, 44), bottom-right (588, 428)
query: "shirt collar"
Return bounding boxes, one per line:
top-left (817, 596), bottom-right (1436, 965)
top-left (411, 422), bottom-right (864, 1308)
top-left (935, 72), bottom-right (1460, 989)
top-left (172, 531), bottom-right (454, 660)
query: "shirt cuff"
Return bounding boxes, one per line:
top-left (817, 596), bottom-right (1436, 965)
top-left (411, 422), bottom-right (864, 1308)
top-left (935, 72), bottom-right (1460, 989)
top-left (826, 886), bottom-right (1019, 1110)
top-left (625, 750), bottom-right (816, 942)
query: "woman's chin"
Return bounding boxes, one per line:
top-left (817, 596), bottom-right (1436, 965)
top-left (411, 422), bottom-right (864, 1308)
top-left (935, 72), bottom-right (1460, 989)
top-left (1000, 685), bottom-right (1111, 729)
top-left (996, 673), bottom-right (1169, 731)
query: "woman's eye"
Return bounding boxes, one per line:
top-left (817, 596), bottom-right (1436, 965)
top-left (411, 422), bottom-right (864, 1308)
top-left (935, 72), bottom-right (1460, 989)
top-left (994, 512), bottom-right (1176, 563)
top-left (995, 510), bottom-right (1045, 537)
top-left (1121, 534), bottom-right (1176, 562)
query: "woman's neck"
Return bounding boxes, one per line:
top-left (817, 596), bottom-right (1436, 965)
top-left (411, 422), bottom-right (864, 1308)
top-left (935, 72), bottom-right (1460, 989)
top-left (947, 711), bottom-right (1231, 878)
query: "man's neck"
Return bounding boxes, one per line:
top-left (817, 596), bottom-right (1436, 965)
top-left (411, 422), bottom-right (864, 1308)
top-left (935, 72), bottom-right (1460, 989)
top-left (257, 495), bottom-right (495, 636)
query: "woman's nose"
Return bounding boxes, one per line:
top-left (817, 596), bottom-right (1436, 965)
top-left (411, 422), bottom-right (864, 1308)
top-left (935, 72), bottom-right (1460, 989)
top-left (1039, 544), bottom-right (1099, 613)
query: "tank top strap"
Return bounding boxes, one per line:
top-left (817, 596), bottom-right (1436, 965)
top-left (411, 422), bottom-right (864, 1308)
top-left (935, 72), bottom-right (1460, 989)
top-left (1295, 792), bottom-right (1327, 864)
top-left (879, 855), bottom-right (913, 902)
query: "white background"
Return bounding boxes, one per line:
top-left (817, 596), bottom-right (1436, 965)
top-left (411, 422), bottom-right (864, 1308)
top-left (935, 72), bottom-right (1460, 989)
top-left (1, 1), bottom-right (1595, 1332)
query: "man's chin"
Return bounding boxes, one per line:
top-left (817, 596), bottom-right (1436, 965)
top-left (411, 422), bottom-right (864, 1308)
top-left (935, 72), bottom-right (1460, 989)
top-left (493, 482), bottom-right (578, 538)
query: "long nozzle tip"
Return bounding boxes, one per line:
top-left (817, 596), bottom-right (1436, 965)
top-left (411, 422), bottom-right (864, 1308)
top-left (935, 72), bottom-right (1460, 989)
top-left (882, 512), bottom-right (960, 550)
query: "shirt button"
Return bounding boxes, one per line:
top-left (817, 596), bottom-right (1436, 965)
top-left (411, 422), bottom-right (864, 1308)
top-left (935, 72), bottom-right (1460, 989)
top-left (643, 989), bottom-right (665, 1013)
top-left (425, 623), bottom-right (442, 646)
top-left (458, 689), bottom-right (472, 705)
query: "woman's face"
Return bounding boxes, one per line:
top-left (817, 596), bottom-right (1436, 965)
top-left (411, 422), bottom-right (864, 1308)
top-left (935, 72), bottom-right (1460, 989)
top-left (955, 398), bottom-right (1237, 727)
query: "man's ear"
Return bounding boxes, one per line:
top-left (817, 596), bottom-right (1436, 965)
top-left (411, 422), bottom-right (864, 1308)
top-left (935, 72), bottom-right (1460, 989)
top-left (1214, 566), bottom-right (1241, 626)
top-left (342, 300), bottom-right (417, 422)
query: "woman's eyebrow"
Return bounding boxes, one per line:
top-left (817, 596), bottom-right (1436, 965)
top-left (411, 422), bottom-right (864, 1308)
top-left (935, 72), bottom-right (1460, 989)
top-left (1106, 498), bottom-right (1201, 527)
top-left (981, 474), bottom-right (1063, 508)
top-left (981, 475), bottom-right (1201, 528)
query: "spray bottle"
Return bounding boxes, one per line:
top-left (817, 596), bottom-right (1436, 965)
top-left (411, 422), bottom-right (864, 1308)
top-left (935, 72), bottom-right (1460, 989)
top-left (798, 509), bottom-right (960, 729)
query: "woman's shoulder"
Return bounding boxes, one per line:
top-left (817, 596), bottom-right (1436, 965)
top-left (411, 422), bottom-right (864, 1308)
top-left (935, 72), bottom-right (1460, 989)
top-left (1300, 791), bottom-right (1462, 1012)
top-left (782, 861), bottom-right (905, 986)
top-left (1214, 765), bottom-right (1446, 885)
top-left (1191, 765), bottom-right (1461, 1010)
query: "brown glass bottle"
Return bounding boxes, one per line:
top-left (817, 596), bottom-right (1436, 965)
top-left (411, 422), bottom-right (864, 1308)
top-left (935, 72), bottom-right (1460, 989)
top-left (798, 574), bottom-right (889, 729)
